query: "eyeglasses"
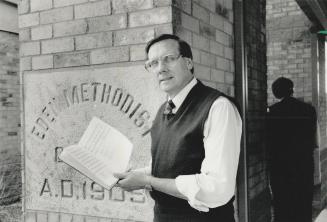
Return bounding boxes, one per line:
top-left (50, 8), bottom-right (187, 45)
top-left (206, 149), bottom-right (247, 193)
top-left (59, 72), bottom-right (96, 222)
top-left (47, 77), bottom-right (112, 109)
top-left (145, 54), bottom-right (182, 72)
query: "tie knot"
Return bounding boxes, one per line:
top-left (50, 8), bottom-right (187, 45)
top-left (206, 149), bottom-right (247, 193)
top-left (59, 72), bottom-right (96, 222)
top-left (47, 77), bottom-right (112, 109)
top-left (164, 100), bottom-right (175, 115)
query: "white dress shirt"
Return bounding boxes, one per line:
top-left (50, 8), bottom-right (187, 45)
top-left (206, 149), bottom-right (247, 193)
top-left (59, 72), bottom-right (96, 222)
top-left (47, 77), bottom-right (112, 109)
top-left (140, 78), bottom-right (242, 212)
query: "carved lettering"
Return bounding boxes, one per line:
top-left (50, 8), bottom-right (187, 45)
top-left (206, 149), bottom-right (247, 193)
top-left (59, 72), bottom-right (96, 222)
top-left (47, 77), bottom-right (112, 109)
top-left (55, 147), bottom-right (63, 162)
top-left (40, 178), bottom-right (52, 196)
top-left (129, 103), bottom-right (141, 119)
top-left (91, 82), bottom-right (101, 101)
top-left (61, 180), bottom-right (73, 197)
top-left (80, 83), bottom-right (89, 102)
top-left (72, 86), bottom-right (80, 104)
top-left (63, 89), bottom-right (72, 107)
top-left (109, 187), bottom-right (125, 201)
top-left (134, 110), bottom-right (150, 127)
top-left (42, 106), bottom-right (56, 123)
top-left (112, 88), bottom-right (123, 106)
top-left (90, 182), bottom-right (104, 200)
top-left (101, 84), bottom-right (111, 103)
top-left (120, 94), bottom-right (134, 113)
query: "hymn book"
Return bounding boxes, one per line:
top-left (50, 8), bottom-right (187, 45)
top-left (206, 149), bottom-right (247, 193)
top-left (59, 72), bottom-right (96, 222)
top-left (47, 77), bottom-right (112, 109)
top-left (59, 117), bottom-right (133, 190)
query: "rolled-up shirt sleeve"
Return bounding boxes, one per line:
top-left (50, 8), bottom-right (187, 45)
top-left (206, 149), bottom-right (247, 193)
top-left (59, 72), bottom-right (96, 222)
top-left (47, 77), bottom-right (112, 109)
top-left (175, 97), bottom-right (242, 211)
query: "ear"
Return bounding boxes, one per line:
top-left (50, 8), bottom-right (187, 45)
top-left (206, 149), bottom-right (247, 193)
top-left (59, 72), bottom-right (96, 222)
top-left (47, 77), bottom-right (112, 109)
top-left (185, 58), bottom-right (193, 71)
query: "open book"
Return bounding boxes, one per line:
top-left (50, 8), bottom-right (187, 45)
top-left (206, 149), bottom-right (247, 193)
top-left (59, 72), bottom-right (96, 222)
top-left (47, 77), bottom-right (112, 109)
top-left (59, 117), bottom-right (133, 190)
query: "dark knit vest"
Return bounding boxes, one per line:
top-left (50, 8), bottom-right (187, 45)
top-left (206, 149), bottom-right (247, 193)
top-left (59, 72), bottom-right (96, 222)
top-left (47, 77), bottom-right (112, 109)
top-left (150, 81), bottom-right (235, 216)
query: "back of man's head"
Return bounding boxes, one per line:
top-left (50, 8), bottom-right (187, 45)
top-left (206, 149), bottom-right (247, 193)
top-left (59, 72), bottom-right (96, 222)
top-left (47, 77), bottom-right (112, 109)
top-left (272, 77), bottom-right (294, 99)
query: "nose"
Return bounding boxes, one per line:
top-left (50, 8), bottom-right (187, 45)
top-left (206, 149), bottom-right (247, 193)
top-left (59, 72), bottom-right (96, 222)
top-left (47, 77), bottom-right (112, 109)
top-left (157, 60), bottom-right (168, 73)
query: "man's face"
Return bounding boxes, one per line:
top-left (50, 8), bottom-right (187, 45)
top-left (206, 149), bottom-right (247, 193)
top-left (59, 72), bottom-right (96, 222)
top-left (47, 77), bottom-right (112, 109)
top-left (147, 39), bottom-right (193, 98)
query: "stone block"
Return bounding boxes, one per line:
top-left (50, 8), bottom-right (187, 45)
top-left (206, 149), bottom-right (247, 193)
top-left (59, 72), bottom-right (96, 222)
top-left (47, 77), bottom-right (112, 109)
top-left (129, 7), bottom-right (172, 27)
top-left (112, 0), bottom-right (153, 13)
top-left (181, 12), bottom-right (199, 33)
top-left (200, 51), bottom-right (215, 67)
top-left (154, 0), bottom-right (171, 7)
top-left (54, 0), bottom-right (88, 8)
top-left (225, 72), bottom-right (234, 84)
top-left (216, 29), bottom-right (230, 46)
top-left (223, 21), bottom-right (233, 35)
top-left (199, 22), bottom-right (215, 39)
top-left (114, 28), bottom-right (154, 46)
top-left (155, 24), bottom-right (173, 36)
top-left (20, 57), bottom-right (32, 71)
top-left (211, 69), bottom-right (225, 82)
top-left (75, 32), bottom-right (112, 50)
top-left (87, 14), bottom-right (127, 32)
top-left (40, 7), bottom-right (73, 24)
top-left (54, 52), bottom-right (89, 68)
top-left (31, 25), bottom-right (52, 40)
top-left (175, 27), bottom-right (192, 45)
top-left (60, 213), bottom-right (73, 222)
top-left (53, 20), bottom-right (87, 37)
top-left (192, 3), bottom-right (209, 23)
top-left (19, 13), bottom-right (39, 28)
top-left (216, 56), bottom-right (230, 71)
top-left (42, 38), bottom-right (74, 54)
top-left (194, 64), bottom-right (210, 80)
top-left (90, 46), bottom-right (129, 64)
top-left (31, 0), bottom-right (52, 12)
top-left (32, 55), bottom-right (53, 69)
top-left (224, 47), bottom-right (233, 60)
top-left (36, 212), bottom-right (47, 222)
top-left (72, 214), bottom-right (84, 222)
top-left (192, 34), bottom-right (209, 51)
top-left (196, 0), bottom-right (215, 13)
top-left (75, 1), bottom-right (111, 19)
top-left (173, 0), bottom-right (191, 14)
top-left (85, 216), bottom-right (98, 222)
top-left (48, 212), bottom-right (59, 222)
top-left (20, 42), bottom-right (40, 56)
top-left (19, 28), bottom-right (31, 41)
top-left (25, 212), bottom-right (36, 222)
top-left (209, 40), bottom-right (224, 56)
top-left (210, 13), bottom-right (224, 30)
top-left (130, 44), bottom-right (147, 61)
top-left (18, 0), bottom-right (30, 14)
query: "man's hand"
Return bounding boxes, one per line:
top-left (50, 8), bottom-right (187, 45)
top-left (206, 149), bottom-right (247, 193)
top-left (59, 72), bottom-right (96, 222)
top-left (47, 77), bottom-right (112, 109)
top-left (114, 171), bottom-right (150, 192)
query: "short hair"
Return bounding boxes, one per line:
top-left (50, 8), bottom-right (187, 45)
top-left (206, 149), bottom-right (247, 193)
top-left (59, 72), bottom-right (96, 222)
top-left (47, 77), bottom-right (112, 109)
top-left (145, 34), bottom-right (194, 73)
top-left (272, 77), bottom-right (294, 99)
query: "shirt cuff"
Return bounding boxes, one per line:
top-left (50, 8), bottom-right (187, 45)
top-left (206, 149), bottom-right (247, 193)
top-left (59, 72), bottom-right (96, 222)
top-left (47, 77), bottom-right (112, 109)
top-left (175, 175), bottom-right (209, 212)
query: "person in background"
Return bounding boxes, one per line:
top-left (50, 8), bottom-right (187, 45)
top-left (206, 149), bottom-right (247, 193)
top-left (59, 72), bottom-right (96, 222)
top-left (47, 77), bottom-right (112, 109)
top-left (267, 77), bottom-right (317, 222)
top-left (114, 34), bottom-right (242, 222)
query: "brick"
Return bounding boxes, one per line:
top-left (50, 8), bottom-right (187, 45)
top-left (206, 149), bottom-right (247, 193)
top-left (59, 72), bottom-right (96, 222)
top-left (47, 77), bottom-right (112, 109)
top-left (87, 14), bottom-right (127, 32)
top-left (211, 69), bottom-right (224, 82)
top-left (32, 55), bottom-right (53, 69)
top-left (225, 72), bottom-right (234, 84)
top-left (40, 7), bottom-right (73, 24)
top-left (76, 32), bottom-right (112, 50)
top-left (192, 48), bottom-right (201, 63)
top-left (181, 13), bottom-right (199, 33)
top-left (18, 0), bottom-right (30, 14)
top-left (175, 27), bottom-right (192, 46)
top-left (223, 21), bottom-right (233, 35)
top-left (216, 29), bottom-right (230, 46)
top-left (31, 25), bottom-right (52, 40)
top-left (210, 13), bottom-right (224, 30)
top-left (194, 64), bottom-right (210, 80)
top-left (91, 46), bottom-right (129, 64)
top-left (19, 13), bottom-right (39, 28)
top-left (54, 52), bottom-right (89, 68)
top-left (42, 38), bottom-right (74, 54)
top-left (209, 40), bottom-right (224, 56)
top-left (36, 212), bottom-right (47, 222)
top-left (20, 57), bottom-right (32, 71)
top-left (19, 28), bottom-right (31, 41)
top-left (193, 3), bottom-right (209, 23)
top-left (112, 0), bottom-right (153, 13)
top-left (196, 0), bottom-right (215, 12)
top-left (54, 0), bottom-right (88, 8)
top-left (129, 7), bottom-right (172, 27)
top-left (47, 213), bottom-right (59, 222)
top-left (31, 0), bottom-right (52, 12)
top-left (216, 56), bottom-right (230, 71)
top-left (25, 212), bottom-right (36, 222)
top-left (155, 24), bottom-right (173, 36)
top-left (173, 0), bottom-right (192, 14)
top-left (200, 51), bottom-right (215, 67)
top-left (192, 34), bottom-right (209, 51)
top-left (130, 44), bottom-right (147, 61)
top-left (20, 42), bottom-right (40, 56)
top-left (154, 0), bottom-right (171, 7)
top-left (224, 47), bottom-right (233, 60)
top-left (54, 20), bottom-right (87, 37)
top-left (75, 1), bottom-right (111, 19)
top-left (114, 28), bottom-right (154, 46)
top-left (199, 22), bottom-right (215, 39)
top-left (60, 213), bottom-right (72, 222)
top-left (72, 215), bottom-right (84, 222)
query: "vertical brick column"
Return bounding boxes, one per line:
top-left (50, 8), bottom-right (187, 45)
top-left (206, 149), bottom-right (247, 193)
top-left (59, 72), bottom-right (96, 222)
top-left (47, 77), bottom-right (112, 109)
top-left (171, 0), bottom-right (235, 97)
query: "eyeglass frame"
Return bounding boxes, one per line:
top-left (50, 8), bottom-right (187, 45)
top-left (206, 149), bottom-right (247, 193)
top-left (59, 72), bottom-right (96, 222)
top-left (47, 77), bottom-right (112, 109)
top-left (144, 54), bottom-right (183, 72)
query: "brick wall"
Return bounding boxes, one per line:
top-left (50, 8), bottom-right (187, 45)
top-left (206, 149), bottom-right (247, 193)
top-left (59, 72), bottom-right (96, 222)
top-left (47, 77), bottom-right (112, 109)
top-left (0, 31), bottom-right (21, 205)
top-left (245, 0), bottom-right (271, 222)
top-left (173, 0), bottom-right (235, 96)
top-left (266, 0), bottom-right (312, 104)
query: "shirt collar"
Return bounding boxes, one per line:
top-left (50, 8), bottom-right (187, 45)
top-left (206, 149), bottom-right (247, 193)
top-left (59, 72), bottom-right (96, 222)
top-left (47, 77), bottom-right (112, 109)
top-left (168, 78), bottom-right (197, 113)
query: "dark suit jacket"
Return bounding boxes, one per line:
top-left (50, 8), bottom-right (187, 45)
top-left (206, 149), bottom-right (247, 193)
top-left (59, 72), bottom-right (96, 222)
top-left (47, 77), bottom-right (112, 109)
top-left (267, 96), bottom-right (316, 184)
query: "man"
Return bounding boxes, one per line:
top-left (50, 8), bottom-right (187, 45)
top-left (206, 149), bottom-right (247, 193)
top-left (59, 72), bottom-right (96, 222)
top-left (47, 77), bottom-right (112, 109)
top-left (267, 77), bottom-right (317, 222)
top-left (114, 34), bottom-right (242, 222)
